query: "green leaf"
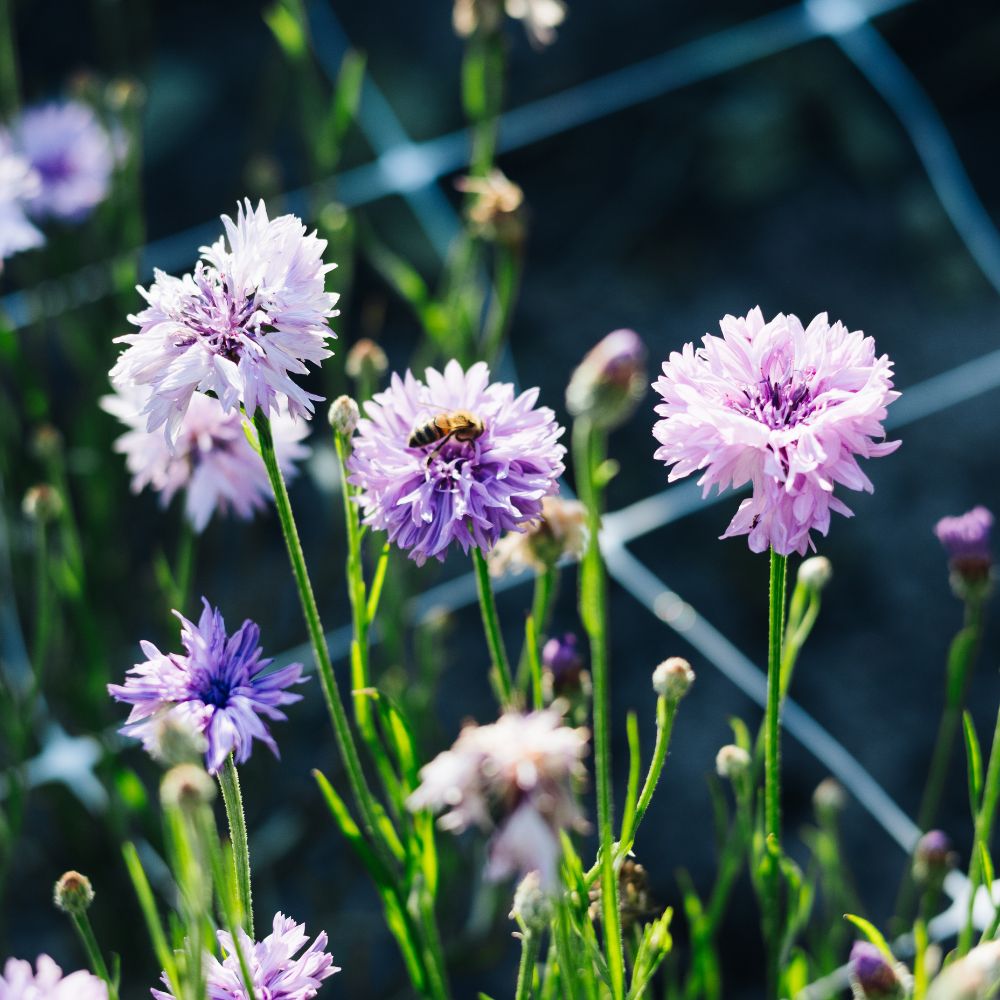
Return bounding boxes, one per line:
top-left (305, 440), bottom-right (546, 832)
top-left (330, 50), bottom-right (366, 147)
top-left (964, 710), bottom-right (984, 815)
top-left (843, 913), bottom-right (894, 961)
top-left (946, 626), bottom-right (979, 706)
top-left (263, 0), bottom-right (308, 61)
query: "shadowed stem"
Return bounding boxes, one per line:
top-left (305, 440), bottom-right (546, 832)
top-left (514, 929), bottom-right (540, 1000)
top-left (764, 547), bottom-right (787, 1000)
top-left (472, 545), bottom-right (515, 707)
top-left (218, 755), bottom-right (253, 937)
top-left (69, 908), bottom-right (117, 1000)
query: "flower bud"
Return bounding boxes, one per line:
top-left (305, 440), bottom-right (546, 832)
top-left (588, 857), bottom-right (655, 932)
top-left (913, 830), bottom-right (956, 887)
top-left (22, 484), bottom-right (63, 523)
top-left (542, 633), bottom-right (586, 698)
top-left (935, 507), bottom-right (994, 598)
top-left (328, 395), bottom-right (360, 436)
top-left (849, 941), bottom-right (906, 999)
top-left (566, 329), bottom-right (648, 430)
top-left (53, 871), bottom-right (94, 915)
top-left (345, 338), bottom-right (388, 383)
top-left (161, 763), bottom-right (216, 811)
top-left (148, 715), bottom-right (208, 768)
top-left (813, 777), bottom-right (847, 820)
top-left (798, 555), bottom-right (832, 592)
top-left (652, 657), bottom-right (694, 702)
top-left (30, 424), bottom-right (63, 460)
top-left (715, 744), bottom-right (751, 781)
top-left (510, 870), bottom-right (553, 932)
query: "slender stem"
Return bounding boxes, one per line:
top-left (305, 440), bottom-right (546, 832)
top-left (573, 417), bottom-right (624, 1000)
top-left (472, 546), bottom-right (515, 707)
top-left (254, 411), bottom-right (396, 859)
top-left (0, 0), bottom-right (19, 118)
top-left (517, 566), bottom-right (557, 692)
top-left (763, 547), bottom-right (787, 1000)
top-left (70, 911), bottom-right (116, 999)
top-left (30, 519), bottom-right (52, 682)
top-left (621, 697), bottom-right (677, 852)
top-left (515, 931), bottom-right (540, 1000)
top-left (218, 755), bottom-right (253, 937)
top-left (173, 519), bottom-right (196, 613)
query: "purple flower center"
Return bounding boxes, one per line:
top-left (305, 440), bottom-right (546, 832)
top-left (200, 672), bottom-right (233, 707)
top-left (730, 373), bottom-right (816, 430)
top-left (35, 151), bottom-right (74, 184)
top-left (174, 273), bottom-right (266, 361)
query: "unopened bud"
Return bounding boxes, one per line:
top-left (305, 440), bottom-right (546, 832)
top-left (566, 329), bottom-right (648, 430)
top-left (148, 715), bottom-right (208, 768)
top-left (22, 484), bottom-right (63, 523)
top-left (328, 395), bottom-right (360, 436)
top-left (715, 744), bottom-right (751, 780)
top-left (849, 941), bottom-right (907, 999)
top-left (798, 555), bottom-right (832, 592)
top-left (30, 425), bottom-right (63, 460)
top-left (541, 633), bottom-right (586, 699)
top-left (161, 764), bottom-right (215, 811)
top-left (652, 657), bottom-right (694, 701)
top-left (813, 777), bottom-right (847, 819)
top-left (510, 871), bottom-right (552, 932)
top-left (913, 830), bottom-right (956, 886)
top-left (53, 871), bottom-right (95, 915)
top-left (935, 507), bottom-right (994, 599)
top-left (345, 338), bottom-right (389, 382)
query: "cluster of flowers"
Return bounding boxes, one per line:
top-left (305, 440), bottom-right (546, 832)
top-left (0, 97), bottom-right (124, 268)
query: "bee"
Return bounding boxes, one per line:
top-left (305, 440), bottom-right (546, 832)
top-left (408, 410), bottom-right (486, 464)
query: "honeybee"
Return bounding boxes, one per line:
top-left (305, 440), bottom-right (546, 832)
top-left (408, 409), bottom-right (486, 463)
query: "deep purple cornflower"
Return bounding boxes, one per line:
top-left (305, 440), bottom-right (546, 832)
top-left (348, 360), bottom-right (565, 565)
top-left (935, 507), bottom-right (993, 587)
top-left (101, 385), bottom-right (309, 532)
top-left (111, 199), bottom-right (338, 446)
top-left (0, 133), bottom-right (44, 267)
top-left (151, 911), bottom-right (338, 1000)
top-left (13, 99), bottom-right (121, 222)
top-left (652, 307), bottom-right (900, 556)
top-left (848, 941), bottom-right (903, 998)
top-left (0, 955), bottom-right (107, 999)
top-left (108, 599), bottom-right (306, 774)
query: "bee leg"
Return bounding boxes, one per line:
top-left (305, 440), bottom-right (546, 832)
top-left (425, 430), bottom-right (457, 466)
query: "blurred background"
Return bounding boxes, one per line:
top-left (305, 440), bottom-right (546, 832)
top-left (2, 0), bottom-right (999, 996)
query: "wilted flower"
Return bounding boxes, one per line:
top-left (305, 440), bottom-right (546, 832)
top-left (0, 956), bottom-right (107, 999)
top-left (0, 133), bottom-right (44, 266)
top-left (13, 99), bottom-right (120, 222)
top-left (348, 360), bottom-right (565, 565)
top-left (455, 169), bottom-right (525, 244)
top-left (151, 911), bottom-right (339, 1000)
top-left (652, 308), bottom-right (900, 556)
top-left (489, 496), bottom-right (587, 576)
top-left (913, 830), bottom-right (956, 887)
top-left (652, 657), bottom-right (694, 701)
top-left (108, 598), bottom-right (306, 774)
top-left (715, 744), bottom-right (751, 781)
top-left (935, 506), bottom-right (994, 595)
top-left (102, 385), bottom-right (309, 533)
top-left (588, 857), bottom-right (656, 932)
top-left (407, 708), bottom-right (589, 886)
top-left (926, 940), bottom-right (1000, 1000)
top-left (53, 871), bottom-right (94, 915)
top-left (849, 941), bottom-right (907, 999)
top-left (111, 199), bottom-right (338, 445)
top-left (567, 328), bottom-right (648, 430)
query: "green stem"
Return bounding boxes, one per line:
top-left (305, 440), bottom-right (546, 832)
top-left (573, 417), bottom-right (624, 1000)
top-left (515, 931), bottom-right (540, 1000)
top-left (30, 519), bottom-right (52, 683)
top-left (70, 911), bottom-right (116, 999)
top-left (517, 565), bottom-right (557, 692)
top-left (472, 545), bottom-right (515, 707)
top-left (621, 697), bottom-right (676, 852)
top-left (254, 411), bottom-right (398, 860)
top-left (0, 0), bottom-right (19, 117)
top-left (218, 755), bottom-right (253, 937)
top-left (173, 519), bottom-right (196, 613)
top-left (763, 547), bottom-right (787, 1000)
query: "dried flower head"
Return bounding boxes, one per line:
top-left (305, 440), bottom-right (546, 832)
top-left (588, 857), bottom-right (656, 932)
top-left (328, 395), bottom-right (360, 436)
top-left (652, 657), bottom-right (694, 702)
top-left (108, 598), bottom-right (306, 774)
top-left (407, 708), bottom-right (589, 886)
top-left (715, 744), bottom-right (751, 781)
top-left (152, 911), bottom-right (339, 1000)
top-left (13, 99), bottom-right (121, 222)
top-left (53, 871), bottom-right (94, 915)
top-left (489, 496), bottom-right (587, 577)
top-left (102, 385), bottom-right (308, 533)
top-left (935, 507), bottom-right (994, 596)
top-left (652, 308), bottom-right (900, 556)
top-left (111, 199), bottom-right (338, 446)
top-left (567, 328), bottom-right (647, 431)
top-left (344, 338), bottom-right (388, 382)
top-left (0, 133), bottom-right (44, 266)
top-left (456, 169), bottom-right (525, 244)
top-left (348, 360), bottom-right (565, 565)
top-left (0, 956), bottom-right (107, 999)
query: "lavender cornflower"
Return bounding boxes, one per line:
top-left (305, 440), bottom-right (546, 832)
top-left (348, 360), bottom-right (565, 566)
top-left (407, 708), bottom-right (589, 886)
top-left (652, 308), bottom-right (900, 556)
top-left (0, 956), bottom-right (107, 999)
top-left (111, 199), bottom-right (338, 445)
top-left (0, 133), bottom-right (43, 267)
top-left (935, 506), bottom-right (994, 594)
top-left (13, 99), bottom-right (120, 222)
top-left (108, 599), bottom-right (306, 774)
top-left (101, 385), bottom-right (309, 532)
top-left (151, 911), bottom-right (338, 1000)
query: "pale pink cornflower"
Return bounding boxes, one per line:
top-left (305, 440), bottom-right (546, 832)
top-left (0, 133), bottom-right (43, 266)
top-left (111, 199), bottom-right (338, 446)
top-left (652, 307), bottom-right (900, 556)
top-left (101, 385), bottom-right (309, 532)
top-left (0, 955), bottom-right (107, 999)
top-left (407, 708), bottom-right (589, 886)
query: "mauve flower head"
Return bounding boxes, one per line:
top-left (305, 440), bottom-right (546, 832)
top-left (101, 384), bottom-right (309, 532)
top-left (348, 360), bottom-right (565, 566)
top-left (935, 507), bottom-right (994, 592)
top-left (407, 708), bottom-right (589, 886)
top-left (108, 598), bottom-right (306, 774)
top-left (0, 133), bottom-right (44, 266)
top-left (13, 99), bottom-right (121, 222)
top-left (151, 911), bottom-right (338, 1000)
top-left (0, 956), bottom-right (107, 1000)
top-left (652, 307), bottom-right (900, 556)
top-left (849, 942), bottom-right (904, 999)
top-left (567, 328), bottom-right (648, 430)
top-left (111, 199), bottom-right (338, 446)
